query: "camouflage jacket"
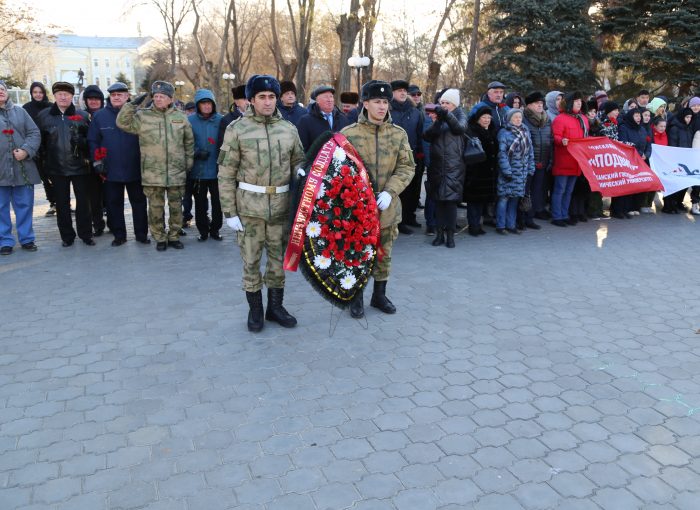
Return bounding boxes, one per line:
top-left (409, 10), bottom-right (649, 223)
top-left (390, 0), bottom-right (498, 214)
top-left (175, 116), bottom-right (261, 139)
top-left (218, 105), bottom-right (305, 221)
top-left (116, 102), bottom-right (194, 187)
top-left (341, 110), bottom-right (415, 227)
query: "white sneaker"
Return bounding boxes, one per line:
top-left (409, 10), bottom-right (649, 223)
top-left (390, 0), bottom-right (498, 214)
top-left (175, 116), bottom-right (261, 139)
top-left (692, 204), bottom-right (700, 215)
top-left (640, 207), bottom-right (654, 214)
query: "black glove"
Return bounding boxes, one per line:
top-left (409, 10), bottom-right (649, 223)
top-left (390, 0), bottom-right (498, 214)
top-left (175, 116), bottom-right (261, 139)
top-left (132, 93), bottom-right (150, 106)
top-left (93, 161), bottom-right (107, 175)
top-left (435, 106), bottom-right (448, 121)
top-left (194, 149), bottom-right (210, 161)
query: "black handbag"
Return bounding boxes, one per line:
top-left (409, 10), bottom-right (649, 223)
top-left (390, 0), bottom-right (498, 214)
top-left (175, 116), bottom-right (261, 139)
top-left (463, 134), bottom-right (486, 164)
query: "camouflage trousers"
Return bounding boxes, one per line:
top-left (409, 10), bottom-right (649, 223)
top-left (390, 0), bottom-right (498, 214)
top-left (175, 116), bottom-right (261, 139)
top-left (373, 225), bottom-right (398, 282)
top-left (237, 216), bottom-right (287, 292)
top-left (143, 185), bottom-right (185, 242)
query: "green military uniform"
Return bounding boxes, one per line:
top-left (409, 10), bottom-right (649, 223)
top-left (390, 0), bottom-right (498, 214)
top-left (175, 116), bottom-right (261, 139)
top-left (218, 105), bottom-right (305, 291)
top-left (117, 101), bottom-right (194, 242)
top-left (341, 110), bottom-right (415, 281)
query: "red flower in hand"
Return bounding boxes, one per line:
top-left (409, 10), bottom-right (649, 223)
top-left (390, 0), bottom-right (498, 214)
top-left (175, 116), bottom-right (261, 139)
top-left (2, 129), bottom-right (14, 135)
top-left (207, 137), bottom-right (216, 145)
top-left (94, 147), bottom-right (108, 161)
top-left (499, 103), bottom-right (506, 108)
top-left (68, 115), bottom-right (83, 122)
top-left (646, 136), bottom-right (651, 143)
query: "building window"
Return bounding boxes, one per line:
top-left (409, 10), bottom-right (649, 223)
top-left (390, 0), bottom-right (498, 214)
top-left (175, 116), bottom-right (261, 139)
top-left (125, 57), bottom-right (130, 69)
top-left (93, 58), bottom-right (99, 68)
top-left (107, 77), bottom-right (111, 86)
top-left (105, 58), bottom-right (110, 68)
top-left (95, 77), bottom-right (100, 87)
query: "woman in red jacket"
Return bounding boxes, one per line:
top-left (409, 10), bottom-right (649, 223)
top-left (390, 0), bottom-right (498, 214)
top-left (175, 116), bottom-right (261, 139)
top-left (550, 92), bottom-right (589, 226)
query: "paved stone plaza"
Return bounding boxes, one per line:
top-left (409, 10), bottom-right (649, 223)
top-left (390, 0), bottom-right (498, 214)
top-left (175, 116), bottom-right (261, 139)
top-left (1, 193), bottom-right (700, 509)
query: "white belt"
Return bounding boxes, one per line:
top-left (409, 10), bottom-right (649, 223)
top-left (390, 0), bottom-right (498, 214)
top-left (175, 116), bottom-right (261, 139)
top-left (238, 182), bottom-right (290, 194)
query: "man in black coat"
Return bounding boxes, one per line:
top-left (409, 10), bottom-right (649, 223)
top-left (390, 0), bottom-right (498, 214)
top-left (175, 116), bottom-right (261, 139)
top-left (22, 81), bottom-right (55, 215)
top-left (390, 79), bottom-right (424, 234)
top-left (277, 81), bottom-right (306, 126)
top-left (82, 84), bottom-right (107, 236)
top-left (296, 85), bottom-right (350, 152)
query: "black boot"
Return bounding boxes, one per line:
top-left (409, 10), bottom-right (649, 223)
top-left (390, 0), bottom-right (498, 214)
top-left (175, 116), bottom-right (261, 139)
top-left (431, 228), bottom-right (445, 246)
top-left (350, 292), bottom-right (364, 318)
top-left (370, 280), bottom-right (396, 314)
top-left (246, 291), bottom-right (264, 332)
top-left (265, 288), bottom-right (297, 328)
top-left (445, 229), bottom-right (455, 248)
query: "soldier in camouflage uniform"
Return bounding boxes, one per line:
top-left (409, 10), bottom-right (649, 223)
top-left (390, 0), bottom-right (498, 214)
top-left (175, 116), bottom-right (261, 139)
top-left (116, 81), bottom-right (194, 251)
top-left (218, 75), bottom-right (305, 332)
top-left (340, 80), bottom-right (415, 318)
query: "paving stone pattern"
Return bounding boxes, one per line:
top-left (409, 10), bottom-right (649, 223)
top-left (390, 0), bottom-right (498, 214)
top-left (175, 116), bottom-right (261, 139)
top-left (1, 192), bottom-right (700, 509)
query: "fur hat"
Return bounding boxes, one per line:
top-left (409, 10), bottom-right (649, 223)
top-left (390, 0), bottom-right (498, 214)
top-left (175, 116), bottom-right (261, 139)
top-left (232, 85), bottom-right (246, 100)
top-left (586, 98), bottom-right (598, 112)
top-left (361, 80), bottom-right (392, 101)
top-left (506, 108), bottom-right (523, 123)
top-left (439, 88), bottom-right (460, 108)
top-left (562, 91), bottom-right (584, 113)
top-left (525, 91), bottom-right (545, 105)
top-left (472, 105), bottom-right (493, 121)
top-left (390, 80), bottom-right (409, 92)
top-left (52, 81), bottom-right (75, 95)
top-left (245, 74), bottom-right (281, 100)
top-left (602, 101), bottom-right (620, 115)
top-left (83, 84), bottom-right (104, 101)
top-left (151, 80), bottom-right (175, 98)
top-left (340, 91), bottom-right (359, 104)
top-left (280, 81), bottom-right (297, 96)
top-left (311, 85), bottom-right (335, 100)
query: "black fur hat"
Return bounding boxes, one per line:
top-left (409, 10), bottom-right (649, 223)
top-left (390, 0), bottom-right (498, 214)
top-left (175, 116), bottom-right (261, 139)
top-left (280, 81), bottom-right (297, 96)
top-left (390, 80), bottom-right (409, 92)
top-left (340, 91), bottom-right (359, 104)
top-left (525, 91), bottom-right (545, 105)
top-left (361, 80), bottom-right (392, 101)
top-left (232, 85), bottom-right (246, 100)
top-left (245, 74), bottom-right (281, 100)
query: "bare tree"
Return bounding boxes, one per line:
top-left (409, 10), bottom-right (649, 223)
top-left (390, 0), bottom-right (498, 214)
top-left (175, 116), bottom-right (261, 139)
top-left (290, 0), bottom-right (316, 101)
top-left (336, 0), bottom-right (362, 94)
top-left (464, 0), bottom-right (481, 94)
top-left (0, 38), bottom-right (45, 86)
top-left (425, 0), bottom-right (458, 101)
top-left (358, 0), bottom-right (380, 82)
top-left (226, 0), bottom-right (265, 85)
top-left (269, 0), bottom-right (298, 82)
top-left (146, 0), bottom-right (193, 79)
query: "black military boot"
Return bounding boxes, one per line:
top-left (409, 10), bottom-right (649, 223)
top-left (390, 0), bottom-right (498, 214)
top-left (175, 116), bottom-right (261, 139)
top-left (445, 229), bottom-right (455, 248)
top-left (431, 228), bottom-right (445, 246)
top-left (265, 288), bottom-right (297, 328)
top-left (246, 290), bottom-right (264, 332)
top-left (350, 291), bottom-right (364, 319)
top-left (370, 280), bottom-right (396, 314)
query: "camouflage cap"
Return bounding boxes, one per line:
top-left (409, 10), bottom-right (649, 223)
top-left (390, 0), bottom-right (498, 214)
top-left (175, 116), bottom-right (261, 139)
top-left (151, 80), bottom-right (175, 98)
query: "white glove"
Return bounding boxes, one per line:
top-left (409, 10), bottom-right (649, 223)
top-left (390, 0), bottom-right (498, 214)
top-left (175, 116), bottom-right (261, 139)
top-left (376, 191), bottom-right (392, 211)
top-left (297, 168), bottom-right (306, 177)
top-left (226, 216), bottom-right (243, 231)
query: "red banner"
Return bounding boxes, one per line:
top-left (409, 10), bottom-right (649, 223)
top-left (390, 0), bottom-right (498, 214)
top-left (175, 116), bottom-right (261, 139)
top-left (566, 137), bottom-right (664, 197)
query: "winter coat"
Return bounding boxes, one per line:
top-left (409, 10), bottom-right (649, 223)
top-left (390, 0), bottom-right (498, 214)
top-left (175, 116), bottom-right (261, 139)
top-left (421, 114), bottom-right (433, 169)
top-left (469, 99), bottom-right (510, 131)
top-left (0, 100), bottom-right (41, 186)
top-left (423, 107), bottom-right (468, 202)
top-left (463, 119), bottom-right (498, 204)
top-left (652, 126), bottom-right (668, 147)
top-left (390, 97), bottom-right (424, 152)
top-left (522, 109), bottom-right (553, 172)
top-left (618, 110), bottom-right (651, 160)
top-left (277, 101), bottom-right (306, 126)
top-left (36, 103), bottom-right (91, 177)
top-left (217, 108), bottom-right (243, 153)
top-left (188, 89), bottom-right (224, 180)
top-left (116, 101), bottom-right (194, 187)
top-left (346, 107), bottom-right (360, 124)
top-left (552, 111), bottom-right (589, 176)
top-left (668, 116), bottom-right (694, 148)
top-left (497, 123), bottom-right (535, 197)
top-left (341, 109), bottom-right (415, 228)
top-left (22, 82), bottom-right (51, 124)
top-left (598, 117), bottom-right (619, 141)
top-left (297, 103), bottom-right (350, 152)
top-left (87, 102), bottom-right (141, 183)
top-left (217, 105), bottom-right (305, 222)
top-left (545, 91), bottom-right (562, 123)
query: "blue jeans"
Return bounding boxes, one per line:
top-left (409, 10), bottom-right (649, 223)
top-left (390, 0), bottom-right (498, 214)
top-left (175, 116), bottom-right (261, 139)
top-left (0, 185), bottom-right (35, 247)
top-left (496, 196), bottom-right (518, 229)
top-left (551, 175), bottom-right (577, 220)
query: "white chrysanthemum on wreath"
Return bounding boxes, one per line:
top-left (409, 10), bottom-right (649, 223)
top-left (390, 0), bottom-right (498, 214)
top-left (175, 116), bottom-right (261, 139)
top-left (313, 254), bottom-right (331, 270)
top-left (340, 272), bottom-right (357, 290)
top-left (333, 146), bottom-right (347, 162)
top-left (306, 221), bottom-right (321, 238)
top-left (363, 246), bottom-right (374, 258)
top-left (316, 185), bottom-right (326, 199)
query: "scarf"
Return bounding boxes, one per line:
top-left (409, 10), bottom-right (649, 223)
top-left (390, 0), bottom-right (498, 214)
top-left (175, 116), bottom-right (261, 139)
top-left (523, 108), bottom-right (548, 128)
top-left (507, 124), bottom-right (531, 160)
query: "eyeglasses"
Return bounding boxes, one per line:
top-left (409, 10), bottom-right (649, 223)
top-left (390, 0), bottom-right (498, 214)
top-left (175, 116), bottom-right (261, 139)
top-left (410, 93), bottom-right (422, 97)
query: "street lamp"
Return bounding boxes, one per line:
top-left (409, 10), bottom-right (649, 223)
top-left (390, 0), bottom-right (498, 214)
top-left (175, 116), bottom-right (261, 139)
top-left (347, 56), bottom-right (371, 94)
top-left (222, 73), bottom-right (235, 110)
top-left (174, 80), bottom-right (185, 96)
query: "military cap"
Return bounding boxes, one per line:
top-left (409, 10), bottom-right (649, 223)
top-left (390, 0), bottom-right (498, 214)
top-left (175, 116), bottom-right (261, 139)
top-left (245, 74), bottom-right (281, 100)
top-left (361, 80), bottom-right (392, 101)
top-left (151, 80), bottom-right (175, 98)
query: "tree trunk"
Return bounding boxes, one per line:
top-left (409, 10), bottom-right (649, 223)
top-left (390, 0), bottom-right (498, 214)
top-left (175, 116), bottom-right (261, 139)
top-left (464, 0), bottom-right (481, 95)
top-left (336, 0), bottom-right (362, 94)
top-left (426, 62), bottom-right (442, 102)
top-left (293, 0), bottom-right (315, 102)
top-left (360, 0), bottom-right (380, 82)
top-left (425, 0), bottom-right (457, 101)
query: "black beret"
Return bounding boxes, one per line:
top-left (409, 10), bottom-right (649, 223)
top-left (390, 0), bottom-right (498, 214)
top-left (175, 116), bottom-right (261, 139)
top-left (232, 85), bottom-right (247, 100)
top-left (361, 80), bottom-right (393, 101)
top-left (390, 80), bottom-right (409, 92)
top-left (525, 91), bottom-right (545, 105)
top-left (52, 81), bottom-right (75, 95)
top-left (245, 74), bottom-right (281, 100)
top-left (280, 81), bottom-right (297, 96)
top-left (311, 85), bottom-right (335, 100)
top-left (340, 91), bottom-right (359, 104)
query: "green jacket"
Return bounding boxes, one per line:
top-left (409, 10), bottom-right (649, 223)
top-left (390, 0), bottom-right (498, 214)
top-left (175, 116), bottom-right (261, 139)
top-left (218, 105), bottom-right (305, 221)
top-left (116, 102), bottom-right (194, 187)
top-left (341, 110), bottom-right (415, 227)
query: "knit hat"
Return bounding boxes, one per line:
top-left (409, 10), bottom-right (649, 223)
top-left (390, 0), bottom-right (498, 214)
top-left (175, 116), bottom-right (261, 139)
top-left (689, 97), bottom-right (700, 108)
top-left (280, 81), bottom-right (297, 96)
top-left (0, 80), bottom-right (7, 92)
top-left (390, 80), bottom-right (409, 92)
top-left (602, 101), bottom-right (620, 115)
top-left (506, 108), bottom-right (523, 123)
top-left (361, 80), bottom-right (392, 101)
top-left (83, 84), bottom-right (104, 101)
top-left (525, 91), bottom-right (545, 105)
top-left (311, 85), bottom-right (335, 100)
top-left (151, 80), bottom-right (175, 98)
top-left (439, 88), bottom-right (460, 107)
top-left (232, 85), bottom-right (246, 100)
top-left (245, 74), bottom-right (281, 100)
top-left (340, 91), bottom-right (359, 104)
top-left (52, 81), bottom-right (75, 95)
